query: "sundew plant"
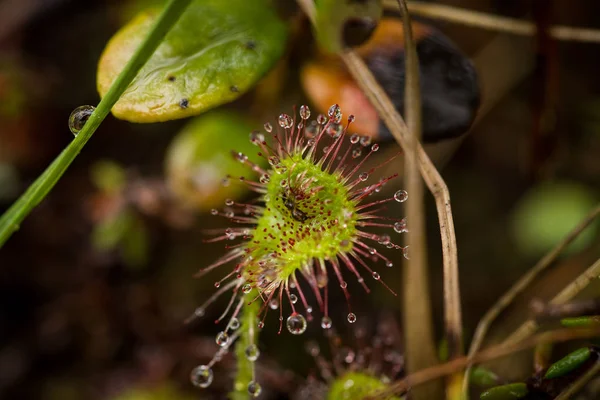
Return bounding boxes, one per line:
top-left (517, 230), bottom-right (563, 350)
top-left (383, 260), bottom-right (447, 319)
top-left (2, 0), bottom-right (600, 400)
top-left (186, 104), bottom-right (408, 395)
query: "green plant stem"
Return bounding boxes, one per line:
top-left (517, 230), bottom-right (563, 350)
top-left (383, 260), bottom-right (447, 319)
top-left (231, 296), bottom-right (260, 400)
top-left (0, 0), bottom-right (193, 248)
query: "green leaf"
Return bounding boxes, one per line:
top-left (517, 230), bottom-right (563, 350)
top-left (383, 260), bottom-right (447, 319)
top-left (315, 0), bottom-right (382, 52)
top-left (544, 347), bottom-right (591, 379)
top-left (480, 383), bottom-right (528, 400)
top-left (92, 209), bottom-right (135, 251)
top-left (165, 110), bottom-right (265, 211)
top-left (90, 160), bottom-right (127, 193)
top-left (561, 316), bottom-right (600, 328)
top-left (0, 0), bottom-right (193, 248)
top-left (98, 0), bottom-right (288, 122)
top-left (511, 181), bottom-right (599, 257)
top-left (470, 366), bottom-right (499, 387)
top-left (120, 215), bottom-right (149, 269)
top-left (113, 383), bottom-right (195, 400)
top-left (327, 372), bottom-right (403, 400)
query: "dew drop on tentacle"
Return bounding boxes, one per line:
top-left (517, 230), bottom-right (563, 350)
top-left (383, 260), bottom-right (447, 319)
top-left (290, 294), bottom-right (298, 304)
top-left (347, 313), bottom-right (357, 323)
top-left (394, 190), bottom-right (408, 202)
top-left (229, 317), bottom-right (240, 330)
top-left (394, 218), bottom-right (408, 233)
top-left (242, 283), bottom-right (252, 294)
top-left (269, 298), bottom-right (279, 309)
top-left (264, 122), bottom-right (273, 132)
top-left (245, 344), bottom-right (260, 361)
top-left (278, 113), bottom-right (294, 128)
top-left (68, 105), bottom-right (95, 135)
top-left (250, 130), bottom-right (265, 144)
top-left (286, 313), bottom-right (307, 335)
top-left (317, 114), bottom-right (327, 124)
top-left (216, 331), bottom-right (230, 347)
top-left (360, 136), bottom-right (372, 147)
top-left (327, 104), bottom-right (342, 123)
top-left (321, 316), bottom-right (333, 329)
top-left (352, 148), bottom-right (362, 158)
top-left (190, 365), bottom-right (213, 388)
top-left (299, 104), bottom-right (311, 120)
top-left (248, 381), bottom-right (262, 397)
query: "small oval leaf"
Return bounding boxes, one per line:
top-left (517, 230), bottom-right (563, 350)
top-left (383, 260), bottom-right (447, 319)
top-left (470, 366), bottom-right (500, 387)
top-left (165, 110), bottom-right (265, 211)
top-left (480, 383), bottom-right (528, 400)
top-left (561, 316), bottom-right (600, 328)
top-left (98, 0), bottom-right (288, 122)
top-left (544, 347), bottom-right (591, 379)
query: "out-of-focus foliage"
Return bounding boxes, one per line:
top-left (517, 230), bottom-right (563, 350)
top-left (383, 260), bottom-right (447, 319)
top-left (479, 383), bottom-right (528, 400)
top-left (511, 181), bottom-right (598, 257)
top-left (165, 110), bottom-right (264, 211)
top-left (97, 0), bottom-right (288, 122)
top-left (112, 384), bottom-right (196, 400)
top-left (544, 347), bottom-right (592, 379)
top-left (327, 372), bottom-right (403, 400)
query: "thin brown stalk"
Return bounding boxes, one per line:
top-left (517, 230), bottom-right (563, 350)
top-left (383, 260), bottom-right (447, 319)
top-left (339, 29), bottom-right (463, 389)
top-left (383, 0), bottom-right (600, 44)
top-left (554, 360), bottom-right (600, 400)
top-left (503, 257), bottom-right (600, 346)
top-left (296, 2), bottom-right (462, 396)
top-left (396, 1), bottom-right (443, 398)
top-left (464, 204), bottom-right (600, 394)
top-left (371, 326), bottom-right (600, 398)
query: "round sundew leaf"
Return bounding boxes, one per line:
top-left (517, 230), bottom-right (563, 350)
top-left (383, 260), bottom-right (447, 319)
top-left (165, 110), bottom-right (265, 211)
top-left (511, 181), bottom-right (598, 257)
top-left (480, 383), bottom-right (529, 400)
top-left (544, 347), bottom-right (592, 379)
top-left (97, 0), bottom-right (288, 122)
top-left (327, 372), bottom-right (403, 400)
top-left (470, 366), bottom-right (500, 387)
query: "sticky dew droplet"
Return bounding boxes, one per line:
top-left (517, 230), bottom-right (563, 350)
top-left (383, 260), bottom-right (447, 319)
top-left (347, 313), bottom-right (357, 323)
top-left (278, 113), bottom-right (293, 129)
top-left (229, 318), bottom-right (240, 330)
top-left (250, 130), bottom-right (265, 145)
top-left (321, 316), bottom-right (333, 329)
top-left (286, 313), bottom-right (307, 335)
top-left (394, 218), bottom-right (408, 233)
top-left (68, 105), bottom-right (95, 135)
top-left (216, 331), bottom-right (230, 347)
top-left (327, 104), bottom-right (342, 123)
top-left (394, 190), bottom-right (408, 202)
top-left (299, 105), bottom-right (311, 120)
top-left (190, 365), bottom-right (213, 388)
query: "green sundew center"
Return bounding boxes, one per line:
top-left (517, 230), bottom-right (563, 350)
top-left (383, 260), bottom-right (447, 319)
top-left (246, 152), bottom-right (358, 281)
top-left (327, 372), bottom-right (403, 400)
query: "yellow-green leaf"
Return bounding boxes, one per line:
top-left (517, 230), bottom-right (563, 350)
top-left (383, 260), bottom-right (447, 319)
top-left (480, 383), bottom-right (528, 400)
top-left (165, 110), bottom-right (265, 211)
top-left (98, 0), bottom-right (287, 122)
top-left (544, 347), bottom-right (591, 379)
